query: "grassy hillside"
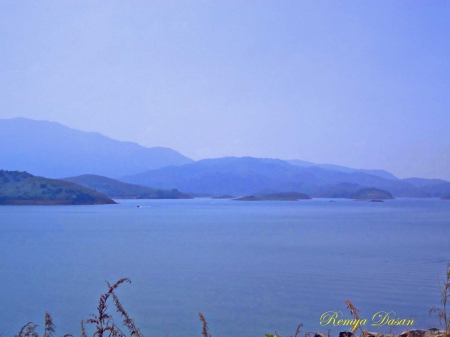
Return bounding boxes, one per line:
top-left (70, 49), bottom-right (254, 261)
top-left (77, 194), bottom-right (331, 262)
top-left (62, 174), bottom-right (192, 199)
top-left (0, 170), bottom-right (116, 205)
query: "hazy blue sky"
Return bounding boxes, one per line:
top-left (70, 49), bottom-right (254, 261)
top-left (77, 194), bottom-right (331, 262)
top-left (1, 1), bottom-right (450, 179)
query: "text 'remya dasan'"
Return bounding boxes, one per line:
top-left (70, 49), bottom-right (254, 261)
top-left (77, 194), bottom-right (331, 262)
top-left (320, 311), bottom-right (415, 331)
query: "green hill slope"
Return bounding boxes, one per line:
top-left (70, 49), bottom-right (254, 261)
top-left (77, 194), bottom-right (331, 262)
top-left (62, 174), bottom-right (192, 199)
top-left (0, 170), bottom-right (115, 205)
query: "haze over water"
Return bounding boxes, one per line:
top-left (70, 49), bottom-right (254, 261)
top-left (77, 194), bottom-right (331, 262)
top-left (0, 199), bottom-right (449, 337)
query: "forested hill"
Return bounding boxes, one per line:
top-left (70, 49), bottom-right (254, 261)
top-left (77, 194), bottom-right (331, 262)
top-left (0, 170), bottom-right (115, 205)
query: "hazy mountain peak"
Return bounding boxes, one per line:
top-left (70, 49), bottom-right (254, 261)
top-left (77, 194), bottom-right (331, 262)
top-left (287, 159), bottom-right (398, 180)
top-left (121, 156), bottom-right (450, 198)
top-left (0, 118), bottom-right (193, 178)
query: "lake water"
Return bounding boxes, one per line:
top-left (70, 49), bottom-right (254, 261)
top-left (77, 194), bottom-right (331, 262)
top-left (0, 198), bottom-right (449, 337)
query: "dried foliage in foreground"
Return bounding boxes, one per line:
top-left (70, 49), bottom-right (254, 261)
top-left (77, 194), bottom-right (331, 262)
top-left (430, 263), bottom-right (450, 337)
top-left (9, 263), bottom-right (450, 337)
top-left (198, 313), bottom-right (211, 337)
top-left (86, 278), bottom-right (143, 337)
top-left (43, 312), bottom-right (55, 337)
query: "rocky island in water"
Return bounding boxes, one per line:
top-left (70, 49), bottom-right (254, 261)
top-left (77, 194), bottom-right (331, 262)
top-left (235, 191), bottom-right (311, 201)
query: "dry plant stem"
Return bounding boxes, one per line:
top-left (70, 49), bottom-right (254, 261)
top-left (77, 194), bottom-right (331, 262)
top-left (15, 322), bottom-right (38, 337)
top-left (110, 290), bottom-right (143, 337)
top-left (44, 312), bottom-right (56, 337)
top-left (430, 263), bottom-right (450, 337)
top-left (345, 299), bottom-right (366, 335)
top-left (87, 278), bottom-right (142, 337)
top-left (81, 320), bottom-right (88, 337)
top-left (198, 313), bottom-right (211, 337)
top-left (292, 323), bottom-right (303, 337)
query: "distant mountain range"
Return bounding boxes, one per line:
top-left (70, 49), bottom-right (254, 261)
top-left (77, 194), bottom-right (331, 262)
top-left (121, 157), bottom-right (450, 198)
top-left (2, 118), bottom-right (450, 199)
top-left (287, 159), bottom-right (398, 180)
top-left (0, 118), bottom-right (193, 178)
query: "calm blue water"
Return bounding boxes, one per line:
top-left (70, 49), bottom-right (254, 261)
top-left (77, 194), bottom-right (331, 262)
top-left (0, 198), bottom-right (449, 337)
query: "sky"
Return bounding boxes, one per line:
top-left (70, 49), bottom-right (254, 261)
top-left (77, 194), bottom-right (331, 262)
top-left (1, 1), bottom-right (450, 180)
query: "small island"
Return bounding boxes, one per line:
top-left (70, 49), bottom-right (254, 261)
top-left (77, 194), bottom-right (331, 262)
top-left (442, 195), bottom-right (450, 200)
top-left (234, 195), bottom-right (261, 201)
top-left (212, 195), bottom-right (235, 199)
top-left (348, 187), bottom-right (394, 200)
top-left (235, 191), bottom-right (311, 201)
top-left (0, 170), bottom-right (115, 205)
